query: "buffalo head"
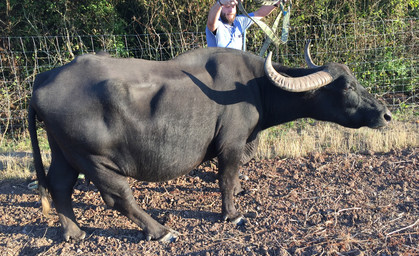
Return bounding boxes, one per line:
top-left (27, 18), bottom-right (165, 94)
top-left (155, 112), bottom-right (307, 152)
top-left (264, 41), bottom-right (391, 129)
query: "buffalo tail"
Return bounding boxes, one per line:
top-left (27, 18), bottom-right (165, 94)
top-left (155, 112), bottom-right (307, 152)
top-left (28, 105), bottom-right (51, 217)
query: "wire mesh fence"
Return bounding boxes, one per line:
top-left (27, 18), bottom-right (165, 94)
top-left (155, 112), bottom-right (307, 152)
top-left (0, 18), bottom-right (417, 138)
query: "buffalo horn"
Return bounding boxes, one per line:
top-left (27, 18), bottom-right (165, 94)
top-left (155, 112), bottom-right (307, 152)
top-left (264, 52), bottom-right (333, 92)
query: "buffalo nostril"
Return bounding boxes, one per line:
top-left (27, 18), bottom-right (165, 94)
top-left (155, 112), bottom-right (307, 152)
top-left (384, 110), bottom-right (392, 122)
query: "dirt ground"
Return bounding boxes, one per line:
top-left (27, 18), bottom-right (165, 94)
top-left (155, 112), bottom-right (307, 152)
top-left (0, 147), bottom-right (417, 255)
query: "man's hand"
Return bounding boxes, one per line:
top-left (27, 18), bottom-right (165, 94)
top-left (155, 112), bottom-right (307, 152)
top-left (219, 0), bottom-right (238, 6)
top-left (273, 0), bottom-right (288, 7)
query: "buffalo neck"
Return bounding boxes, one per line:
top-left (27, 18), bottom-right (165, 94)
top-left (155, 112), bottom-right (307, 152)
top-left (261, 85), bottom-right (314, 129)
top-left (259, 64), bottom-right (327, 130)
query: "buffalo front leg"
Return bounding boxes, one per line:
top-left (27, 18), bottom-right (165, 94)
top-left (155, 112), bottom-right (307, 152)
top-left (90, 168), bottom-right (179, 242)
top-left (218, 149), bottom-right (245, 224)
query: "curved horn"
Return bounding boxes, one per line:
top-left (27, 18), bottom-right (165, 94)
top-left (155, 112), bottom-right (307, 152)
top-left (304, 39), bottom-right (319, 68)
top-left (264, 52), bottom-right (333, 92)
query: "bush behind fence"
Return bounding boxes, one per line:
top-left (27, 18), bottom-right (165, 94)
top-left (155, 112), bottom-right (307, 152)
top-left (0, 18), bottom-right (417, 138)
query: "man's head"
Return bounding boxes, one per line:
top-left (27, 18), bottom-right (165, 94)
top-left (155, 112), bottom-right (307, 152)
top-left (220, 4), bottom-right (237, 25)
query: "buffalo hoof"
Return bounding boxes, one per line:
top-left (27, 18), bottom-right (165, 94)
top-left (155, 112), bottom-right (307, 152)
top-left (239, 173), bottom-right (249, 181)
top-left (232, 215), bottom-right (246, 226)
top-left (63, 230), bottom-right (86, 242)
top-left (223, 214), bottom-right (246, 226)
top-left (146, 229), bottom-right (180, 242)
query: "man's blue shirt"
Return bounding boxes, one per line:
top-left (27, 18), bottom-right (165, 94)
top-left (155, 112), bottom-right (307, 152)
top-left (206, 14), bottom-right (254, 50)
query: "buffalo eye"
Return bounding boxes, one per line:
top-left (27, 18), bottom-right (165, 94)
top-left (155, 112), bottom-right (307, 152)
top-left (343, 81), bottom-right (356, 92)
top-left (344, 82), bottom-right (360, 108)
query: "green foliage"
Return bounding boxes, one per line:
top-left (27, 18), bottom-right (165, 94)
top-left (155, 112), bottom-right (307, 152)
top-left (358, 47), bottom-right (416, 94)
top-left (287, 0), bottom-right (418, 26)
top-left (1, 0), bottom-right (416, 37)
top-left (393, 103), bottom-right (418, 122)
top-left (1, 0), bottom-right (127, 36)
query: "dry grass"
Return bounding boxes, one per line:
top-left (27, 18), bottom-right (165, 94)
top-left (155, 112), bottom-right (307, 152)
top-left (0, 152), bottom-right (33, 180)
top-left (0, 152), bottom-right (51, 180)
top-left (0, 129), bottom-right (50, 180)
top-left (257, 119), bottom-right (418, 159)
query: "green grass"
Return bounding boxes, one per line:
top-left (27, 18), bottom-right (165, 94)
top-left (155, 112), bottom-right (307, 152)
top-left (0, 110), bottom-right (417, 180)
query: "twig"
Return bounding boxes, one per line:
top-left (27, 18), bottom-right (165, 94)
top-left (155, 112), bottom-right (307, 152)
top-left (391, 160), bottom-right (414, 164)
top-left (386, 218), bottom-right (419, 237)
top-left (334, 207), bottom-right (361, 227)
top-left (337, 207), bottom-right (362, 214)
top-left (388, 213), bottom-right (404, 223)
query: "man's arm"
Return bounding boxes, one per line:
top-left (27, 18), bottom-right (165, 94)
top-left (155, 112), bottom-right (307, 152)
top-left (207, 1), bottom-right (223, 32)
top-left (207, 0), bottom-right (238, 32)
top-left (252, 5), bottom-right (277, 18)
top-left (253, 0), bottom-right (286, 19)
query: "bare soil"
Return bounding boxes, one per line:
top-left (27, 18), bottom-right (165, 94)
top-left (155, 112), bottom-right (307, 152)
top-left (0, 148), bottom-right (417, 255)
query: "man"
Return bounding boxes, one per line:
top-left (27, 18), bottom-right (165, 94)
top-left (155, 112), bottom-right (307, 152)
top-left (206, 0), bottom-right (284, 50)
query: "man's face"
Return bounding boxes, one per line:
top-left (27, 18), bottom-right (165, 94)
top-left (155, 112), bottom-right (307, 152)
top-left (220, 4), bottom-right (236, 25)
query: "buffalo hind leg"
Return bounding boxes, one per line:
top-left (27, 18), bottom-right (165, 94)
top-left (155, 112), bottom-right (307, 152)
top-left (47, 148), bottom-right (86, 241)
top-left (92, 169), bottom-right (179, 242)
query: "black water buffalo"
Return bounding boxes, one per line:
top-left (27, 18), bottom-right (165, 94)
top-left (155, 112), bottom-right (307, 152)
top-left (29, 43), bottom-right (391, 242)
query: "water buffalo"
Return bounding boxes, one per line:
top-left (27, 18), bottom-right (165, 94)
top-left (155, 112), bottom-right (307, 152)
top-left (28, 43), bottom-right (391, 242)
